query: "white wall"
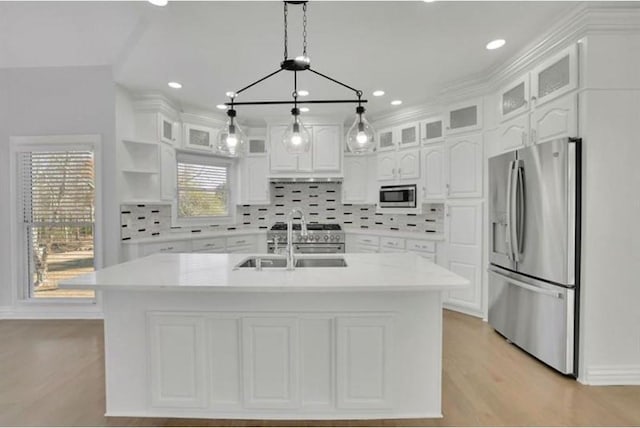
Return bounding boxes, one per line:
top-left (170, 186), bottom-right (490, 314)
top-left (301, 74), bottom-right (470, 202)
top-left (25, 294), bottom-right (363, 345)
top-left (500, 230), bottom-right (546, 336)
top-left (0, 65), bottom-right (118, 312)
top-left (579, 35), bottom-right (640, 384)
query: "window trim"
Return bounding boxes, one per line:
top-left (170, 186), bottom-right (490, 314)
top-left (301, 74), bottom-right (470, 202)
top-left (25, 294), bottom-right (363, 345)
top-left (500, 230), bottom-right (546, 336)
top-left (172, 151), bottom-right (237, 227)
top-left (9, 135), bottom-right (102, 306)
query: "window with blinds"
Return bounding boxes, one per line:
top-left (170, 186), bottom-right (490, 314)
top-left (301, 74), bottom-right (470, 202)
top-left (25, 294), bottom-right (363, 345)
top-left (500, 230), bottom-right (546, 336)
top-left (176, 153), bottom-right (231, 220)
top-left (17, 150), bottom-right (95, 299)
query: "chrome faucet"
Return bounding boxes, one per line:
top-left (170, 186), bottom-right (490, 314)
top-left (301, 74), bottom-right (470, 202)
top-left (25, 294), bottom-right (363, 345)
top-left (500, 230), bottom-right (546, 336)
top-left (286, 208), bottom-right (307, 270)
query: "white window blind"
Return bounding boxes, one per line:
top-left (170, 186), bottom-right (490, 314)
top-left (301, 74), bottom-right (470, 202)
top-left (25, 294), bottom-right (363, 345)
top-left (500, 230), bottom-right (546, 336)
top-left (17, 150), bottom-right (95, 299)
top-left (176, 153), bottom-right (230, 219)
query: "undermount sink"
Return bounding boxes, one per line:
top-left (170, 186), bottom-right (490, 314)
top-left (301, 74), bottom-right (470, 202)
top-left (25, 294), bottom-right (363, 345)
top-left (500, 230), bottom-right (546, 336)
top-left (294, 257), bottom-right (348, 268)
top-left (234, 256), bottom-right (347, 269)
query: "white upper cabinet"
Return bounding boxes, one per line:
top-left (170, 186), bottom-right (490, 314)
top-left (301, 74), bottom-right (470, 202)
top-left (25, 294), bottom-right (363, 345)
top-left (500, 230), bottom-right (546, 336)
top-left (421, 144), bottom-right (446, 201)
top-left (312, 125), bottom-right (342, 172)
top-left (159, 113), bottom-right (180, 146)
top-left (269, 124), bottom-right (341, 175)
top-left (376, 148), bottom-right (420, 182)
top-left (499, 75), bottom-right (530, 122)
top-left (343, 154), bottom-right (375, 204)
top-left (531, 44), bottom-right (578, 107)
top-left (239, 155), bottom-right (270, 205)
top-left (160, 142), bottom-right (176, 202)
top-left (530, 92), bottom-right (577, 144)
top-left (497, 113), bottom-right (530, 153)
top-left (376, 122), bottom-right (420, 151)
top-left (445, 99), bottom-right (483, 135)
top-left (420, 116), bottom-right (445, 144)
top-left (269, 125), bottom-right (298, 172)
top-left (445, 133), bottom-right (483, 198)
top-left (183, 123), bottom-right (217, 152)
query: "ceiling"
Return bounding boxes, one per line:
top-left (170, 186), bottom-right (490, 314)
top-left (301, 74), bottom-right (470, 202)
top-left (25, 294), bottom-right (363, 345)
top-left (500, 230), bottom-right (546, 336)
top-left (0, 1), bottom-right (585, 125)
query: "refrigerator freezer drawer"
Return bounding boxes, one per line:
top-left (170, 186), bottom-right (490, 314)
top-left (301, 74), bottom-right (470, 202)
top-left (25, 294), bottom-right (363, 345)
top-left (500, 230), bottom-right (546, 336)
top-left (488, 266), bottom-right (575, 375)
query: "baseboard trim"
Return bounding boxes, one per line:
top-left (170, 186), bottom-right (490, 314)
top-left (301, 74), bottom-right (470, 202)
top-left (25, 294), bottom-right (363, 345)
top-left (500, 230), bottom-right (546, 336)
top-left (0, 305), bottom-right (103, 320)
top-left (443, 303), bottom-right (483, 319)
top-left (104, 410), bottom-right (443, 420)
top-left (581, 365), bottom-right (640, 385)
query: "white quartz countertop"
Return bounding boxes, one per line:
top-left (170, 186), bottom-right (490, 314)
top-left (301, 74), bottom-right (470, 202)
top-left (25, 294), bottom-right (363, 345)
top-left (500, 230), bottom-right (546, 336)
top-left (343, 228), bottom-right (445, 241)
top-left (122, 228), bottom-right (267, 244)
top-left (60, 253), bottom-right (468, 293)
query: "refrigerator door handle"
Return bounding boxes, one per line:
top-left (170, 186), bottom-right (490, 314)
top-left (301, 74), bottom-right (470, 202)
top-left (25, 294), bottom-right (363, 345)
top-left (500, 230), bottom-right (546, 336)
top-left (488, 267), bottom-right (564, 299)
top-left (513, 160), bottom-right (525, 262)
top-left (505, 160), bottom-right (515, 260)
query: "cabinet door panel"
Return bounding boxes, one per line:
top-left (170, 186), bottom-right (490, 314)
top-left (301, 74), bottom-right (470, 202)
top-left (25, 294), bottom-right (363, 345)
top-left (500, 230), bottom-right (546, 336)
top-left (269, 126), bottom-right (298, 172)
top-left (422, 145), bottom-right (446, 201)
top-left (242, 156), bottom-right (270, 204)
top-left (336, 316), bottom-right (393, 409)
top-left (149, 314), bottom-right (207, 409)
top-left (531, 93), bottom-right (577, 144)
top-left (183, 123), bottom-right (215, 151)
top-left (421, 117), bottom-right (444, 144)
top-left (446, 134), bottom-right (483, 198)
top-left (160, 143), bottom-right (176, 201)
top-left (343, 156), bottom-right (369, 203)
top-left (398, 122), bottom-right (420, 148)
top-left (242, 317), bottom-right (299, 409)
top-left (377, 127), bottom-right (395, 151)
top-left (498, 114), bottom-right (529, 153)
top-left (500, 75), bottom-right (530, 122)
top-left (377, 153), bottom-right (396, 181)
top-left (209, 318), bottom-right (242, 406)
top-left (397, 148), bottom-right (420, 180)
top-left (312, 125), bottom-right (341, 172)
top-left (446, 100), bottom-right (483, 135)
top-left (445, 202), bottom-right (483, 315)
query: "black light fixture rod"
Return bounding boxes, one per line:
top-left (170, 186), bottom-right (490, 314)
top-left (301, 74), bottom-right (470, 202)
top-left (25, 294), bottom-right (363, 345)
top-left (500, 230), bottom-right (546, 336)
top-left (308, 68), bottom-right (362, 96)
top-left (225, 99), bottom-right (367, 106)
top-left (234, 68), bottom-right (285, 96)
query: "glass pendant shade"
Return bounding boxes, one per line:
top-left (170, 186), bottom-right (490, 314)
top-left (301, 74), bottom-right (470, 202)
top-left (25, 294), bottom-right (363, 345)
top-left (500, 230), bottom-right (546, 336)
top-left (217, 121), bottom-right (246, 157)
top-left (346, 110), bottom-right (376, 153)
top-left (282, 114), bottom-right (311, 154)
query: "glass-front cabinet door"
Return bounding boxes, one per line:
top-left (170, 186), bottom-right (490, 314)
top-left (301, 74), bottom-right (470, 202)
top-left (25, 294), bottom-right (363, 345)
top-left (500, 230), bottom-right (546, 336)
top-left (421, 116), bottom-right (444, 144)
top-left (531, 44), bottom-right (578, 107)
top-left (398, 122), bottom-right (420, 148)
top-left (446, 99), bottom-right (483, 135)
top-left (377, 127), bottom-right (395, 151)
top-left (500, 75), bottom-right (530, 122)
top-left (183, 123), bottom-right (216, 151)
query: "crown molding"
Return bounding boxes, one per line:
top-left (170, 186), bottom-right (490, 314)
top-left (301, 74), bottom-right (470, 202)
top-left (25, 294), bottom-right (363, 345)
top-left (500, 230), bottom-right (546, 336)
top-left (180, 110), bottom-right (226, 128)
top-left (370, 101), bottom-right (444, 129)
top-left (132, 92), bottom-right (181, 118)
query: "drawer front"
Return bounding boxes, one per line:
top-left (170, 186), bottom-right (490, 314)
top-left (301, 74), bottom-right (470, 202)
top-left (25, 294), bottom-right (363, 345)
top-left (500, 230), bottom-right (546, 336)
top-left (355, 235), bottom-right (380, 247)
top-left (380, 237), bottom-right (405, 250)
top-left (406, 239), bottom-right (436, 253)
top-left (414, 252), bottom-right (436, 262)
top-left (226, 235), bottom-right (257, 248)
top-left (141, 240), bottom-right (190, 257)
top-left (192, 237), bottom-right (226, 252)
top-left (226, 245), bottom-right (256, 254)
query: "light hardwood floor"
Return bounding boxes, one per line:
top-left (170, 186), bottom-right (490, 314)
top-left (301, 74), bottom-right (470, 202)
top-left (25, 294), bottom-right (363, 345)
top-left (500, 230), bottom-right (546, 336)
top-left (1, 310), bottom-right (639, 427)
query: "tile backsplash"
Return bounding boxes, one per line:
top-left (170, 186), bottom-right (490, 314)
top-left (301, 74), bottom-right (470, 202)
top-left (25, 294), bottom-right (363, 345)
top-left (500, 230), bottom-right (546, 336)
top-left (120, 182), bottom-right (444, 241)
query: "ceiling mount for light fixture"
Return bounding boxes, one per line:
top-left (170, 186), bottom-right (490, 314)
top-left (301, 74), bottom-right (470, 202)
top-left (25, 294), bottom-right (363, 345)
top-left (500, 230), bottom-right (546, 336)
top-left (219, 0), bottom-right (375, 156)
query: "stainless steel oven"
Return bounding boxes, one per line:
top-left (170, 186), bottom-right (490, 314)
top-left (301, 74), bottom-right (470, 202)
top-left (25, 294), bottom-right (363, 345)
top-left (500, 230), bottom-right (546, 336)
top-left (267, 223), bottom-right (345, 254)
top-left (379, 184), bottom-right (417, 208)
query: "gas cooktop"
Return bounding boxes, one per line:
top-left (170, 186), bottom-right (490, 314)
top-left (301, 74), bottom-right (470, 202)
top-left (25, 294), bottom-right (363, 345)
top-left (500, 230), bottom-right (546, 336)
top-left (270, 223), bottom-right (342, 231)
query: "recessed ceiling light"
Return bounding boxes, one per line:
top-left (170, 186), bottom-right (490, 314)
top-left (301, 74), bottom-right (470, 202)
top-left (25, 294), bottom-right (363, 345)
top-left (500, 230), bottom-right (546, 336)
top-left (167, 81), bottom-right (182, 89)
top-left (486, 39), bottom-right (506, 50)
top-left (298, 90), bottom-right (309, 97)
top-left (391, 100), bottom-right (403, 106)
top-left (148, 0), bottom-right (168, 6)
top-left (423, 0), bottom-right (435, 3)
top-left (216, 104), bottom-right (227, 110)
top-left (373, 90), bottom-right (385, 97)
top-left (300, 107), bottom-right (310, 112)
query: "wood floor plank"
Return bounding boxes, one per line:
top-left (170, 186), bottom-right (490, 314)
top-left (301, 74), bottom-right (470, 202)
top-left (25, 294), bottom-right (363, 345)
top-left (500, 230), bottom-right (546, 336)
top-left (1, 312), bottom-right (639, 426)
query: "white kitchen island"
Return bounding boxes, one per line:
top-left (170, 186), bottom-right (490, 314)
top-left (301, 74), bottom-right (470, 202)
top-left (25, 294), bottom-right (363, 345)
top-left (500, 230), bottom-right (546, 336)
top-left (61, 253), bottom-right (468, 420)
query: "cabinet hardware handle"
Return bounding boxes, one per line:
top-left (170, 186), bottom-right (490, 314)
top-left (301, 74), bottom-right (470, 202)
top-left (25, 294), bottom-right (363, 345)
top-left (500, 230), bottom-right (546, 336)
top-left (531, 95), bottom-right (537, 103)
top-left (236, 240), bottom-right (246, 244)
top-left (446, 183), bottom-right (450, 196)
top-left (398, 167), bottom-right (402, 176)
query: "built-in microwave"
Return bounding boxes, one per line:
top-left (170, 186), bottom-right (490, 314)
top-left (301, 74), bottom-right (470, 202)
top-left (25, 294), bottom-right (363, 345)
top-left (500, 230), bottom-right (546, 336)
top-left (379, 184), bottom-right (417, 208)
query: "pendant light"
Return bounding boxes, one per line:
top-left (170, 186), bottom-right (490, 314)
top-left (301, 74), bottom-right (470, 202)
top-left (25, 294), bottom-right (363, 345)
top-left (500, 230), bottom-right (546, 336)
top-left (219, 1), bottom-right (375, 156)
top-left (346, 105), bottom-right (375, 153)
top-left (282, 107), bottom-right (311, 154)
top-left (217, 108), bottom-right (246, 157)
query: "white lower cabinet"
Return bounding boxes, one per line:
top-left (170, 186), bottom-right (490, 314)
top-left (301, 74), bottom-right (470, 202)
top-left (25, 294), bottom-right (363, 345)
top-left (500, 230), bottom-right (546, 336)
top-left (138, 240), bottom-right (190, 258)
top-left (346, 234), bottom-right (380, 253)
top-left (149, 314), bottom-right (207, 409)
top-left (242, 317), bottom-right (300, 409)
top-left (336, 316), bottom-right (393, 409)
top-left (226, 235), bottom-right (259, 253)
top-left (443, 201), bottom-right (483, 316)
top-left (191, 237), bottom-right (225, 253)
top-left (147, 313), bottom-right (394, 412)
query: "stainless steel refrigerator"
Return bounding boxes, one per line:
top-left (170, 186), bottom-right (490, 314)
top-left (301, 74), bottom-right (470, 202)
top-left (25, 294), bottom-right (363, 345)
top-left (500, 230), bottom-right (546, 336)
top-left (488, 137), bottom-right (581, 376)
